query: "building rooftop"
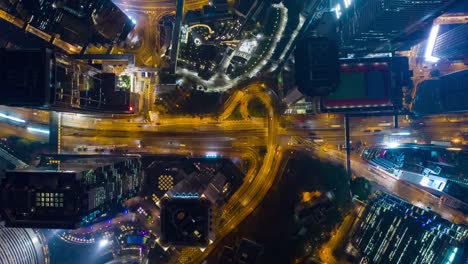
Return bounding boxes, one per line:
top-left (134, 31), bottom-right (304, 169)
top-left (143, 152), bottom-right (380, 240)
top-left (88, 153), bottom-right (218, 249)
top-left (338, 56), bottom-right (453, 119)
top-left (353, 193), bottom-right (467, 264)
top-left (236, 238), bottom-right (263, 264)
top-left (160, 197), bottom-right (211, 247)
top-left (0, 223), bottom-right (48, 264)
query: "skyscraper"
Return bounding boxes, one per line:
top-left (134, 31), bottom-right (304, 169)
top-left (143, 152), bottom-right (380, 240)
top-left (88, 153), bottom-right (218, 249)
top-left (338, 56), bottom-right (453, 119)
top-left (0, 48), bottom-right (135, 113)
top-left (0, 156), bottom-right (142, 229)
top-left (0, 222), bottom-right (49, 264)
top-left (433, 24), bottom-right (468, 60)
top-left (340, 0), bottom-right (458, 53)
top-left (413, 69), bottom-right (468, 116)
top-left (352, 193), bottom-right (467, 264)
top-left (1, 0), bottom-right (134, 47)
top-left (160, 195), bottom-right (211, 247)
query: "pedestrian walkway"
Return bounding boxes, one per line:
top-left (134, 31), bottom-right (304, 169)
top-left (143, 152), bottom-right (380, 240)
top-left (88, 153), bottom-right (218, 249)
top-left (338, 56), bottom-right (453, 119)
top-left (0, 145), bottom-right (28, 169)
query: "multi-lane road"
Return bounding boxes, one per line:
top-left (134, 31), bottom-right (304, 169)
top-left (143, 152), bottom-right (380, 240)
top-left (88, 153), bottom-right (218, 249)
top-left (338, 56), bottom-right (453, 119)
top-left (112, 0), bottom-right (208, 13)
top-left (110, 0), bottom-right (209, 66)
top-left (1, 85), bottom-right (468, 260)
top-left (298, 138), bottom-right (468, 225)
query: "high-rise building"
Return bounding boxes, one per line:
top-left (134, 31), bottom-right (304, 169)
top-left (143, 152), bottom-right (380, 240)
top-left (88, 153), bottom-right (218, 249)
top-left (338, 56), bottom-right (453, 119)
top-left (160, 196), bottom-right (211, 247)
top-left (0, 156), bottom-right (142, 229)
top-left (1, 0), bottom-right (134, 47)
top-left (339, 0), bottom-right (458, 54)
top-left (352, 193), bottom-right (467, 264)
top-left (295, 36), bottom-right (340, 96)
top-left (0, 48), bottom-right (136, 113)
top-left (295, 12), bottom-right (340, 97)
top-left (413, 69), bottom-right (468, 116)
top-left (0, 222), bottom-right (49, 264)
top-left (433, 23), bottom-right (468, 60)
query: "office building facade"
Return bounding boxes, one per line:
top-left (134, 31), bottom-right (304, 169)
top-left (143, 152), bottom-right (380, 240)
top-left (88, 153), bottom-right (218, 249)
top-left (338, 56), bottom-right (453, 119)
top-left (0, 156), bottom-right (142, 229)
top-left (0, 48), bottom-right (136, 113)
top-left (352, 193), bottom-right (467, 264)
top-left (433, 24), bottom-right (468, 60)
top-left (340, 0), bottom-right (457, 53)
top-left (0, 222), bottom-right (48, 264)
top-left (0, 0), bottom-right (134, 47)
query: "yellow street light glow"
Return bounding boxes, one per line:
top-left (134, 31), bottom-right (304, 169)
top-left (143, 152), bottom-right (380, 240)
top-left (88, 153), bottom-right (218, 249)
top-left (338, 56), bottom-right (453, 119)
top-left (447, 148), bottom-right (462, 151)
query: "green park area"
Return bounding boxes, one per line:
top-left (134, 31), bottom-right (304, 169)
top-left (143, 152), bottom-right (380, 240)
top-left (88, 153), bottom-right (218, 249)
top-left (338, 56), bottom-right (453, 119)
top-left (226, 105), bottom-right (244, 120)
top-left (247, 98), bottom-right (267, 117)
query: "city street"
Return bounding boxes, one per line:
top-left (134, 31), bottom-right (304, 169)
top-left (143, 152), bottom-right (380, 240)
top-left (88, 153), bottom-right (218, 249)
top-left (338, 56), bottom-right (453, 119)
top-left (0, 0), bottom-right (467, 263)
top-left (297, 138), bottom-right (468, 225)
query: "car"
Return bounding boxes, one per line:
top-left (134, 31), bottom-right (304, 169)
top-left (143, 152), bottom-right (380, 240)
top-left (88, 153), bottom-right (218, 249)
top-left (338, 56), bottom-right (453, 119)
top-left (373, 129), bottom-right (382, 133)
top-left (363, 129), bottom-right (372, 133)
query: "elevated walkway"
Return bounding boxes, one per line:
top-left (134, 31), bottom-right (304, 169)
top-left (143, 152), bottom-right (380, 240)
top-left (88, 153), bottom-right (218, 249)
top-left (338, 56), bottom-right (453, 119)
top-left (0, 144), bottom-right (28, 169)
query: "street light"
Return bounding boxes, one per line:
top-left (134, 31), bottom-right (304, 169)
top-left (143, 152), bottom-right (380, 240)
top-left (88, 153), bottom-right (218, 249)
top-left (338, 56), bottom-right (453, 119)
top-left (99, 239), bottom-right (109, 247)
top-left (386, 142), bottom-right (400, 149)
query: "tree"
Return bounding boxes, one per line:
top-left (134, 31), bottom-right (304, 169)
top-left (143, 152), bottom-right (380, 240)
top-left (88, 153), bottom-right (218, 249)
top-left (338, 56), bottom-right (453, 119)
top-left (6, 136), bottom-right (48, 163)
top-left (248, 98), bottom-right (267, 117)
top-left (350, 177), bottom-right (371, 201)
top-left (226, 105), bottom-right (244, 120)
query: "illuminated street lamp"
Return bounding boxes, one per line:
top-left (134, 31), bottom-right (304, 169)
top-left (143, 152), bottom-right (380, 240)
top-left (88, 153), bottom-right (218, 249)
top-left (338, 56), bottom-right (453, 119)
top-left (99, 239), bottom-right (109, 247)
